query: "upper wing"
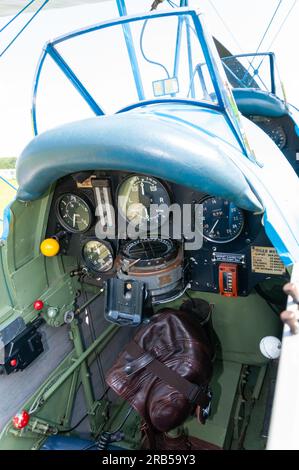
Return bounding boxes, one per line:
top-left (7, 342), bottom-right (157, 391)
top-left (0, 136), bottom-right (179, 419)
top-left (0, 0), bottom-right (107, 17)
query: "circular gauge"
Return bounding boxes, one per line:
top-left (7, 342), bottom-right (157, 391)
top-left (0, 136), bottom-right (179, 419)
top-left (118, 175), bottom-right (171, 227)
top-left (122, 239), bottom-right (175, 259)
top-left (83, 240), bottom-right (114, 273)
top-left (56, 194), bottom-right (92, 233)
top-left (269, 126), bottom-right (287, 150)
top-left (202, 197), bottom-right (244, 243)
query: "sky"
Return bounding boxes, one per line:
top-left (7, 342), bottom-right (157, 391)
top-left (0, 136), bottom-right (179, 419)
top-left (0, 0), bottom-right (298, 157)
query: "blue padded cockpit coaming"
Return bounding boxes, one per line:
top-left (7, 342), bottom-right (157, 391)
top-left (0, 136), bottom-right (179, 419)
top-left (16, 107), bottom-right (262, 212)
top-left (232, 88), bottom-right (287, 117)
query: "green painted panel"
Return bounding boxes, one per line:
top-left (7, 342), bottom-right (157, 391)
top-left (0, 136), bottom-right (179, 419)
top-left (160, 288), bottom-right (282, 365)
top-left (185, 360), bottom-right (242, 448)
top-left (0, 247), bottom-right (12, 314)
top-left (5, 189), bottom-right (53, 273)
top-left (0, 350), bottom-right (77, 450)
top-left (11, 201), bottom-right (42, 270)
top-left (10, 255), bottom-right (48, 309)
top-left (197, 291), bottom-right (282, 365)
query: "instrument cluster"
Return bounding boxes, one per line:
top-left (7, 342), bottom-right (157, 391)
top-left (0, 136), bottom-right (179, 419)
top-left (45, 170), bottom-right (285, 299)
top-left (249, 114), bottom-right (299, 179)
top-left (249, 115), bottom-right (288, 150)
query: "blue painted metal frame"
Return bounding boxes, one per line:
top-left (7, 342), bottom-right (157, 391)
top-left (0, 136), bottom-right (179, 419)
top-left (0, 175), bottom-right (16, 241)
top-left (0, 204), bottom-right (13, 241)
top-left (116, 97), bottom-right (219, 114)
top-left (185, 15), bottom-right (195, 99)
top-left (172, 15), bottom-right (184, 80)
top-left (32, 48), bottom-right (48, 136)
top-left (222, 52), bottom-right (277, 95)
top-left (189, 13), bottom-right (249, 156)
top-left (116, 0), bottom-right (145, 100)
top-left (0, 176), bottom-right (17, 192)
top-left (31, 7), bottom-right (249, 158)
top-left (46, 44), bottom-right (105, 116)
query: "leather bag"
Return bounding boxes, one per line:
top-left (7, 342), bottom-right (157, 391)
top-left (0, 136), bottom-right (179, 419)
top-left (106, 301), bottom-right (214, 434)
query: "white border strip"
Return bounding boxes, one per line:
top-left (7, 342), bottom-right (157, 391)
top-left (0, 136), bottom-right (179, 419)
top-left (267, 262), bottom-right (299, 450)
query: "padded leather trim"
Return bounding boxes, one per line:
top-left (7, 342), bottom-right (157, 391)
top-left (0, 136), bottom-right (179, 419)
top-left (233, 88), bottom-right (287, 117)
top-left (16, 107), bottom-right (262, 212)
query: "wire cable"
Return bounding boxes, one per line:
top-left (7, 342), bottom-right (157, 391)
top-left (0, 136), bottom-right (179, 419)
top-left (82, 407), bottom-right (133, 450)
top-left (59, 386), bottom-right (110, 434)
top-left (81, 289), bottom-right (106, 389)
top-left (247, 0), bottom-right (297, 88)
top-left (208, 0), bottom-right (245, 54)
top-left (266, 0), bottom-right (297, 50)
top-left (139, 19), bottom-right (170, 78)
top-left (0, 0), bottom-right (49, 58)
top-left (253, 0), bottom-right (283, 56)
top-left (244, 0), bottom-right (283, 80)
top-left (0, 0), bottom-right (37, 33)
top-left (208, 0), bottom-right (263, 87)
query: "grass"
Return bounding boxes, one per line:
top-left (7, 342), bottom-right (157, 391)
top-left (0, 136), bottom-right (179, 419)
top-left (0, 178), bottom-right (17, 234)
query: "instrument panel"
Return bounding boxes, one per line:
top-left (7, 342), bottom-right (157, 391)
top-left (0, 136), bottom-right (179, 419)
top-left (202, 196), bottom-right (244, 243)
top-left (118, 175), bottom-right (171, 227)
top-left (250, 116), bottom-right (287, 150)
top-left (45, 170), bottom-right (286, 300)
top-left (56, 193), bottom-right (93, 233)
top-left (249, 114), bottom-right (299, 177)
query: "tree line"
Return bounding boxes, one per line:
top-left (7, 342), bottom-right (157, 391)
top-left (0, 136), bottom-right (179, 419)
top-left (0, 158), bottom-right (16, 169)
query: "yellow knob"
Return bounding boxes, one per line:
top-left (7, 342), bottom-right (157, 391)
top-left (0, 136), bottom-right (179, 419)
top-left (40, 238), bottom-right (60, 257)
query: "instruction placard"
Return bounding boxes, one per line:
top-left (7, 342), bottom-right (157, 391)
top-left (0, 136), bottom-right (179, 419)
top-left (251, 246), bottom-right (285, 275)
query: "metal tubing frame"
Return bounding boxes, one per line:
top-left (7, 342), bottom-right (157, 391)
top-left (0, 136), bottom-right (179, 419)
top-left (222, 52), bottom-right (277, 95)
top-left (32, 43), bottom-right (105, 135)
top-left (0, 175), bottom-right (17, 191)
top-left (116, 0), bottom-right (145, 100)
top-left (42, 323), bottom-right (117, 403)
top-left (4, 323), bottom-right (118, 438)
top-left (172, 0), bottom-right (188, 79)
top-left (46, 44), bottom-right (104, 114)
top-left (32, 9), bottom-right (222, 129)
top-left (172, 14), bottom-right (184, 79)
top-left (62, 368), bottom-right (80, 428)
top-left (190, 12), bottom-right (249, 156)
top-left (31, 7), bottom-right (248, 157)
top-left (70, 319), bottom-right (95, 430)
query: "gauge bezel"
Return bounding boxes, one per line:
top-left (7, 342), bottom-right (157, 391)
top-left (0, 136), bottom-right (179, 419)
top-left (269, 125), bottom-right (287, 150)
top-left (56, 193), bottom-right (93, 234)
top-left (117, 174), bottom-right (171, 227)
top-left (120, 238), bottom-right (178, 269)
top-left (82, 238), bottom-right (115, 273)
top-left (200, 196), bottom-right (245, 244)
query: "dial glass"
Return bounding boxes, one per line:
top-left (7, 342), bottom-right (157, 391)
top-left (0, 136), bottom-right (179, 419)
top-left (57, 194), bottom-right (92, 233)
top-left (83, 240), bottom-right (114, 272)
top-left (202, 197), bottom-right (244, 243)
top-left (269, 126), bottom-right (287, 150)
top-left (118, 176), bottom-right (170, 227)
top-left (122, 239), bottom-right (175, 260)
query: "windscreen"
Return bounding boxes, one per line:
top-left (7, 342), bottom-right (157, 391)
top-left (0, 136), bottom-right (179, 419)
top-left (34, 12), bottom-right (219, 133)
